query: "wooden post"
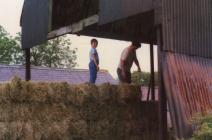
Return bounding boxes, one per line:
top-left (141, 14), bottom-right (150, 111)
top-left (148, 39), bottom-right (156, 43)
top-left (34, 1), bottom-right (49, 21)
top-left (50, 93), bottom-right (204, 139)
top-left (157, 25), bottom-right (168, 140)
top-left (150, 43), bottom-right (155, 100)
top-left (25, 48), bottom-right (31, 81)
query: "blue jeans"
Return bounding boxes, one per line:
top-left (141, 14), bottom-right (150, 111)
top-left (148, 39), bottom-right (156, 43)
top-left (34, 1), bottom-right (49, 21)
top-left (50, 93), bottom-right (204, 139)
top-left (89, 61), bottom-right (97, 83)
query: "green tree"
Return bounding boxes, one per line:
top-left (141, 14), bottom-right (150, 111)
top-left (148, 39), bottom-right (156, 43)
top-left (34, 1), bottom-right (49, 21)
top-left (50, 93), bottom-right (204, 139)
top-left (0, 25), bottom-right (77, 68)
top-left (0, 26), bottom-right (23, 64)
top-left (31, 36), bottom-right (77, 68)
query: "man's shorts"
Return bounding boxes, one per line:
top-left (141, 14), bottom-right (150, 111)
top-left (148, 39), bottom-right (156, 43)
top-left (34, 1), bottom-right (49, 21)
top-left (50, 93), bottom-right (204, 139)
top-left (117, 68), bottom-right (131, 84)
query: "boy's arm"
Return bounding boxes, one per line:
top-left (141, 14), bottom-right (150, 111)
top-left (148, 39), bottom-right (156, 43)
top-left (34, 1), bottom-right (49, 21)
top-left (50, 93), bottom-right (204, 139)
top-left (92, 53), bottom-right (99, 71)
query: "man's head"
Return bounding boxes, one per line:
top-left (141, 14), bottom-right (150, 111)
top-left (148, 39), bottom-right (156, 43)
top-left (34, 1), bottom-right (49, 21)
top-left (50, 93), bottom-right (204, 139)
top-left (131, 41), bottom-right (141, 50)
top-left (91, 38), bottom-right (98, 48)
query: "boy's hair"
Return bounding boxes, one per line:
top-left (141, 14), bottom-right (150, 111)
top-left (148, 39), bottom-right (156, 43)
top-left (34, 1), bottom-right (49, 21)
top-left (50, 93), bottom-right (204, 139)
top-left (91, 38), bottom-right (98, 45)
top-left (132, 41), bottom-right (141, 48)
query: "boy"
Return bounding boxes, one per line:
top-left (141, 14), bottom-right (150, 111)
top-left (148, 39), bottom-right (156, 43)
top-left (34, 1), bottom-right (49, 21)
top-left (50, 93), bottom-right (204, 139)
top-left (89, 39), bottom-right (99, 84)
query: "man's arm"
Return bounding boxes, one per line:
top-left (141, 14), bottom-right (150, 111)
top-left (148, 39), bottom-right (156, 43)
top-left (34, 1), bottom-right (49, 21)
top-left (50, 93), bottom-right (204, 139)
top-left (134, 53), bottom-right (141, 72)
top-left (120, 59), bottom-right (127, 79)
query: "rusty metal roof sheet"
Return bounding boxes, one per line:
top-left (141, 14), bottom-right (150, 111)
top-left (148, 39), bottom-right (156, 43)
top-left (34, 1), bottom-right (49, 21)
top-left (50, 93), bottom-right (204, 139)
top-left (163, 52), bottom-right (212, 139)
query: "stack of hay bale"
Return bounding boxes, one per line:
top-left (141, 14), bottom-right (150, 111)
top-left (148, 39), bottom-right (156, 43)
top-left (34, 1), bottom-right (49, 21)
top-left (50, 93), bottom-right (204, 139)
top-left (0, 77), bottom-right (158, 140)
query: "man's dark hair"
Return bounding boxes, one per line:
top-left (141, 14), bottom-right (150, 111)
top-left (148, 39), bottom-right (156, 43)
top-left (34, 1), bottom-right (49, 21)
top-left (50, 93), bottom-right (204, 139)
top-left (132, 41), bottom-right (141, 48)
top-left (91, 38), bottom-right (98, 44)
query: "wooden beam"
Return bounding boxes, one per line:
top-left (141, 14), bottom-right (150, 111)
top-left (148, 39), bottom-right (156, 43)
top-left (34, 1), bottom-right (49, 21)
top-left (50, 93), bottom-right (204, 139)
top-left (25, 48), bottom-right (31, 81)
top-left (150, 43), bottom-right (155, 100)
top-left (157, 25), bottom-right (168, 140)
top-left (47, 15), bottom-right (99, 39)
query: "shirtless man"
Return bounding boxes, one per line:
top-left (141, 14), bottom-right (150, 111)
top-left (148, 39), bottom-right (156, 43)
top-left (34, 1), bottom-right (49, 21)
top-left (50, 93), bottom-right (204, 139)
top-left (117, 41), bottom-right (141, 83)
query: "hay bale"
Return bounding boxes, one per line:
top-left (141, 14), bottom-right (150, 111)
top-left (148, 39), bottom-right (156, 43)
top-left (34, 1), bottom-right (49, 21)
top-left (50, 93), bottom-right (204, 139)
top-left (68, 120), bottom-right (88, 139)
top-left (47, 82), bottom-right (70, 103)
top-left (0, 78), bottom-right (158, 140)
top-left (75, 84), bottom-right (100, 121)
top-left (66, 85), bottom-right (77, 104)
top-left (28, 83), bottom-right (49, 103)
top-left (98, 83), bottom-right (118, 103)
top-left (74, 83), bottom-right (99, 107)
top-left (117, 84), bottom-right (141, 104)
top-left (8, 77), bottom-right (30, 102)
top-left (0, 84), bottom-right (10, 104)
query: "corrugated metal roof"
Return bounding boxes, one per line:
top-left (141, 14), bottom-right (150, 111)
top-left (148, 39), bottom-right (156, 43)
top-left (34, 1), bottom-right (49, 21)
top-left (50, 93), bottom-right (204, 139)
top-left (0, 65), bottom-right (118, 85)
top-left (163, 52), bottom-right (212, 139)
top-left (162, 0), bottom-right (212, 58)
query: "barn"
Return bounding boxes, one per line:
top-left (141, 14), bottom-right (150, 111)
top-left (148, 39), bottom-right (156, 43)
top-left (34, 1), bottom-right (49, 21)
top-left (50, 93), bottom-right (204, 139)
top-left (20, 0), bottom-right (212, 139)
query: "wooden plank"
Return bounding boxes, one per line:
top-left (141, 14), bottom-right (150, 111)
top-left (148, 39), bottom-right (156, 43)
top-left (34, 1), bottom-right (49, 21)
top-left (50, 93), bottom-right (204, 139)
top-left (47, 15), bottom-right (99, 39)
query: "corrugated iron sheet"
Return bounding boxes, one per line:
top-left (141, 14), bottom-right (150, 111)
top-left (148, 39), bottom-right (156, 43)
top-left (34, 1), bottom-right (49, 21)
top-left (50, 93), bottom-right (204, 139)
top-left (163, 52), bottom-right (212, 139)
top-left (162, 0), bottom-right (212, 58)
top-left (21, 0), bottom-right (50, 49)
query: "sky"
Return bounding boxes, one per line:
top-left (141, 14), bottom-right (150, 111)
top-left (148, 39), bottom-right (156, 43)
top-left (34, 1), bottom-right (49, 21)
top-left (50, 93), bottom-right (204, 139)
top-left (0, 0), bottom-right (158, 78)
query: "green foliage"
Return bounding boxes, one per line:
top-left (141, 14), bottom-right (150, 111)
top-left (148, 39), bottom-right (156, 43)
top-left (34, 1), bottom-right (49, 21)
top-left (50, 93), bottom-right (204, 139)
top-left (0, 26), bottom-right (23, 64)
top-left (0, 25), bottom-right (77, 68)
top-left (31, 36), bottom-right (77, 68)
top-left (131, 71), bottom-right (158, 86)
top-left (189, 115), bottom-right (212, 140)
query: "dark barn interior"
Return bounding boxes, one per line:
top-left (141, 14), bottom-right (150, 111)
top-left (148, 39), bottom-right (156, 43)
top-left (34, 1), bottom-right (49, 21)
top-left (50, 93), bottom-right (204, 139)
top-left (51, 0), bottom-right (99, 30)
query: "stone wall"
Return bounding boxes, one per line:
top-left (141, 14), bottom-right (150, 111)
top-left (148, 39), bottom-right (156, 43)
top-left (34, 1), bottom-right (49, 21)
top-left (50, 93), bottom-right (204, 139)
top-left (0, 77), bottom-right (159, 140)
